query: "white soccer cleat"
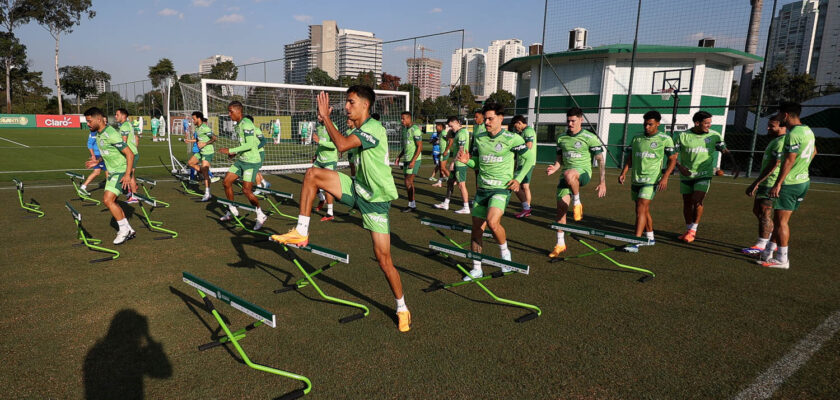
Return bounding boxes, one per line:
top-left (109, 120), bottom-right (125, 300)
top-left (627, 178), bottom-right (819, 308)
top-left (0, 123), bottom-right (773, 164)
top-left (462, 268), bottom-right (483, 281)
top-left (761, 258), bottom-right (790, 270)
top-left (200, 193), bottom-right (212, 202)
top-left (220, 212), bottom-right (234, 222)
top-left (113, 229), bottom-right (136, 245)
top-left (433, 202), bottom-right (449, 210)
top-left (254, 214), bottom-right (268, 230)
top-left (454, 207), bottom-right (470, 214)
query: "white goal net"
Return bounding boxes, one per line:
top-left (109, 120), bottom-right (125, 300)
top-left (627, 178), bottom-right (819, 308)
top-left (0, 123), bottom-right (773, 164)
top-left (176, 79), bottom-right (410, 175)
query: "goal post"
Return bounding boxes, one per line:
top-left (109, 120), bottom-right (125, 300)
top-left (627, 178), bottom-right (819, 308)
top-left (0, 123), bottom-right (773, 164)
top-left (176, 78), bottom-right (410, 175)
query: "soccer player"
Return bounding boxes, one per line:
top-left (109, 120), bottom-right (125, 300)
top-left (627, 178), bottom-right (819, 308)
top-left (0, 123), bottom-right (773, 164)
top-left (218, 102), bottom-right (268, 230)
top-left (182, 115), bottom-right (190, 137)
top-left (433, 123), bottom-right (451, 187)
top-left (272, 118), bottom-right (282, 144)
top-left (312, 107), bottom-right (339, 221)
top-left (271, 86), bottom-right (412, 333)
top-left (617, 111), bottom-right (677, 243)
top-left (455, 103), bottom-right (533, 280)
top-left (759, 102), bottom-right (817, 269)
top-left (115, 108), bottom-right (139, 203)
top-left (244, 115), bottom-right (271, 192)
top-left (471, 110), bottom-right (485, 191)
top-left (429, 123), bottom-right (442, 182)
top-left (510, 115), bottom-right (537, 218)
top-left (434, 117), bottom-right (471, 213)
top-left (547, 107), bottom-right (606, 258)
top-left (82, 107), bottom-right (136, 244)
top-left (395, 111), bottom-right (422, 213)
top-left (80, 122), bottom-right (107, 196)
top-left (137, 116), bottom-right (144, 139)
top-left (674, 111), bottom-right (740, 243)
top-left (151, 116), bottom-right (160, 142)
top-left (743, 116), bottom-right (787, 255)
top-left (184, 111), bottom-right (216, 201)
top-left (132, 118), bottom-right (140, 140)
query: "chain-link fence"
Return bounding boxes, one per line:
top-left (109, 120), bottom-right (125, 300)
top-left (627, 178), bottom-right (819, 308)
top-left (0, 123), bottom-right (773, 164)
top-left (511, 0), bottom-right (840, 178)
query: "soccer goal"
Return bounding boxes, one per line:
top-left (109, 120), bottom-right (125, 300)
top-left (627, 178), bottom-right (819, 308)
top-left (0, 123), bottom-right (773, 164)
top-left (176, 79), bottom-right (410, 175)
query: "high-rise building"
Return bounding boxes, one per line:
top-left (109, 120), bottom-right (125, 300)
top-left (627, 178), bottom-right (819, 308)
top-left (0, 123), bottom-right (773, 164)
top-left (451, 48), bottom-right (486, 97)
top-left (199, 55), bottom-right (233, 75)
top-left (284, 39), bottom-right (311, 84)
top-left (767, 0), bottom-right (840, 87)
top-left (407, 57), bottom-right (443, 100)
top-left (814, 0), bottom-right (840, 86)
top-left (337, 29), bottom-right (383, 83)
top-left (310, 20), bottom-right (339, 79)
top-left (484, 39), bottom-right (526, 96)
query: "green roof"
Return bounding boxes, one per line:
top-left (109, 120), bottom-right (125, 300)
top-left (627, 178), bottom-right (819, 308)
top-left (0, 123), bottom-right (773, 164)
top-left (499, 44), bottom-right (763, 72)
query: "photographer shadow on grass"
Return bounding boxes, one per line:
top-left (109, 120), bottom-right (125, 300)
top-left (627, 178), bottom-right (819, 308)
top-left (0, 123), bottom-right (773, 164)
top-left (83, 309), bottom-right (172, 400)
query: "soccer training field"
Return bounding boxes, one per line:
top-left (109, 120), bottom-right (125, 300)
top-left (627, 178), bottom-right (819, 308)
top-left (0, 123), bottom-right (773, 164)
top-left (1, 128), bottom-right (839, 399)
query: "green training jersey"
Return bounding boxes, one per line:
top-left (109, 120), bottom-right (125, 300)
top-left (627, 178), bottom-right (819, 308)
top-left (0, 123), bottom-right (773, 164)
top-left (675, 130), bottom-right (726, 180)
top-left (346, 128), bottom-right (359, 167)
top-left (151, 118), bottom-right (159, 129)
top-left (782, 125), bottom-right (816, 185)
top-left (758, 135), bottom-right (785, 187)
top-left (626, 133), bottom-right (675, 185)
top-left (467, 129), bottom-right (531, 190)
top-left (196, 123), bottom-right (214, 155)
top-left (439, 130), bottom-right (449, 155)
top-left (229, 118), bottom-right (261, 163)
top-left (119, 121), bottom-right (138, 155)
top-left (452, 128), bottom-right (470, 166)
top-left (556, 129), bottom-right (603, 175)
top-left (401, 124), bottom-right (423, 161)
top-left (96, 126), bottom-right (128, 174)
top-left (351, 118), bottom-right (398, 202)
top-left (255, 125), bottom-right (266, 154)
top-left (315, 122), bottom-right (338, 164)
top-left (516, 126), bottom-right (537, 168)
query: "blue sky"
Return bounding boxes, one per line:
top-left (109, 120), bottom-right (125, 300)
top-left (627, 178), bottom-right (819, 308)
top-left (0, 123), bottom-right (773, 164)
top-left (15, 0), bottom-right (774, 93)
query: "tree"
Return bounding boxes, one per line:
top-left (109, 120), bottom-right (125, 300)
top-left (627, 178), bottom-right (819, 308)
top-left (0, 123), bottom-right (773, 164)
top-left (785, 73), bottom-right (817, 103)
top-left (59, 65), bottom-right (110, 113)
top-left (305, 67), bottom-right (337, 87)
top-left (751, 64), bottom-right (788, 106)
top-left (148, 58), bottom-right (176, 119)
top-left (356, 70), bottom-right (376, 88)
top-left (1, 0), bottom-right (34, 112)
top-left (398, 83), bottom-right (422, 117)
top-left (449, 85), bottom-right (476, 114)
top-left (379, 72), bottom-right (401, 90)
top-left (208, 60), bottom-right (238, 81)
top-left (0, 61), bottom-right (51, 113)
top-left (30, 0), bottom-right (95, 114)
top-left (486, 89), bottom-right (515, 111)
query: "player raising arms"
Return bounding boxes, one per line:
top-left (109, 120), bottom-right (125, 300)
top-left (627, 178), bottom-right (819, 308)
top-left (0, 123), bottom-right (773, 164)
top-left (433, 116), bottom-right (471, 213)
top-left (455, 102), bottom-right (534, 280)
top-left (510, 115), bottom-right (537, 218)
top-left (312, 106), bottom-right (339, 221)
top-left (760, 102), bottom-right (817, 269)
top-left (618, 111), bottom-right (677, 243)
top-left (83, 107), bottom-right (136, 244)
top-left (743, 115), bottom-right (786, 255)
top-left (547, 107), bottom-right (606, 258)
top-left (271, 86), bottom-right (412, 332)
top-left (394, 111), bottom-right (423, 213)
top-left (674, 111), bottom-right (739, 243)
top-left (218, 102), bottom-right (268, 230)
top-left (184, 111), bottom-right (216, 201)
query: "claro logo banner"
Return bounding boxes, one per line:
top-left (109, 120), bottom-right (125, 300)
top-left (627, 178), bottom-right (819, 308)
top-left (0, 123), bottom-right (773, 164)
top-left (36, 114), bottom-right (81, 128)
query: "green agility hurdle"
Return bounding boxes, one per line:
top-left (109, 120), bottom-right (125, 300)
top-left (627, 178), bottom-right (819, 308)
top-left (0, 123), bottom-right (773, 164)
top-left (549, 223), bottom-right (655, 282)
top-left (182, 272), bottom-right (312, 399)
top-left (420, 218), bottom-right (492, 248)
top-left (65, 201), bottom-right (120, 262)
top-left (13, 178), bottom-right (44, 217)
top-left (132, 193), bottom-right (178, 239)
top-left (65, 171), bottom-right (100, 205)
top-left (216, 198), bottom-right (271, 236)
top-left (271, 238), bottom-right (369, 323)
top-left (173, 172), bottom-right (203, 197)
top-left (252, 185), bottom-right (297, 221)
top-left (135, 176), bottom-right (170, 207)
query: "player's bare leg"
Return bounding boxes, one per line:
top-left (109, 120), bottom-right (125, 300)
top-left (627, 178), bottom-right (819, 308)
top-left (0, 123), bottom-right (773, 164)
top-left (680, 191), bottom-right (705, 243)
top-left (634, 199), bottom-right (652, 237)
top-left (104, 190), bottom-right (134, 244)
top-left (550, 196), bottom-right (571, 258)
top-left (564, 169), bottom-right (583, 221)
top-left (402, 173), bottom-right (416, 212)
top-left (465, 217), bottom-right (489, 280)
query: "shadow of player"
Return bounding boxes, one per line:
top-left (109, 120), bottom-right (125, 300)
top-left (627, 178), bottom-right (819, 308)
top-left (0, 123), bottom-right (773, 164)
top-left (83, 309), bottom-right (172, 400)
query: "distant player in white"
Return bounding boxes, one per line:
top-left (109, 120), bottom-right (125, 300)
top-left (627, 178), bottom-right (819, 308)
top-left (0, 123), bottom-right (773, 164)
top-left (158, 115), bottom-right (166, 141)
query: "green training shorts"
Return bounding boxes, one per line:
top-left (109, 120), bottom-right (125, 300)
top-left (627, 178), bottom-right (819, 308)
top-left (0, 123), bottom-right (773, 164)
top-left (229, 160), bottom-right (261, 183)
top-left (679, 178), bottom-right (711, 195)
top-left (338, 173), bottom-right (391, 234)
top-left (631, 184), bottom-right (656, 201)
top-left (557, 169), bottom-right (591, 200)
top-left (774, 181), bottom-right (809, 211)
top-left (313, 160), bottom-right (337, 170)
top-left (471, 188), bottom-right (511, 220)
top-left (403, 159), bottom-right (422, 175)
top-left (105, 172), bottom-right (125, 196)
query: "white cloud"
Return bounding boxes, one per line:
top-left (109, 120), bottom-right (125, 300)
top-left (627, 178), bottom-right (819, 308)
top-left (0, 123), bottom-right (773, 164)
top-left (430, 7), bottom-right (442, 13)
top-left (227, 6), bottom-right (240, 11)
top-left (216, 13), bottom-right (244, 24)
top-left (192, 0), bottom-right (214, 6)
top-left (293, 15), bottom-right (312, 23)
top-left (158, 8), bottom-right (179, 16)
top-left (133, 44), bottom-right (152, 52)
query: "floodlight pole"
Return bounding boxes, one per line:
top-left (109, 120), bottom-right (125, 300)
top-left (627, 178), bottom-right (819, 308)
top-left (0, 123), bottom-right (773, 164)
top-left (620, 0), bottom-right (643, 167)
top-left (534, 0), bottom-right (548, 132)
top-left (670, 90), bottom-right (680, 139)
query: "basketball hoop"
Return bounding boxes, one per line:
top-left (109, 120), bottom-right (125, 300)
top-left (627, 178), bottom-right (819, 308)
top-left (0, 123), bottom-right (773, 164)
top-left (660, 88), bottom-right (675, 101)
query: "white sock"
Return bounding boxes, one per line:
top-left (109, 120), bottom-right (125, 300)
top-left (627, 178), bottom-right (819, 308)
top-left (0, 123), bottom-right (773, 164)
top-left (471, 260), bottom-right (482, 273)
top-left (80, 184), bottom-right (87, 190)
top-left (687, 223), bottom-right (698, 231)
top-left (408, 200), bottom-right (416, 208)
top-left (645, 231), bottom-right (655, 241)
top-left (205, 187), bottom-right (210, 195)
top-left (442, 198), bottom-right (450, 205)
top-left (777, 246), bottom-right (789, 262)
top-left (756, 237), bottom-right (770, 248)
top-left (318, 191), bottom-right (325, 201)
top-left (437, 178), bottom-right (443, 183)
top-left (327, 203), bottom-right (333, 215)
top-left (229, 206), bottom-right (239, 217)
top-left (256, 207), bottom-right (265, 219)
top-left (499, 242), bottom-right (511, 260)
top-left (572, 194), bottom-right (581, 205)
top-left (556, 231), bottom-right (565, 246)
top-left (463, 202), bottom-right (470, 209)
top-left (296, 215), bottom-right (310, 236)
top-left (522, 202), bottom-right (530, 210)
top-left (117, 218), bottom-right (129, 230)
top-left (395, 296), bottom-right (408, 312)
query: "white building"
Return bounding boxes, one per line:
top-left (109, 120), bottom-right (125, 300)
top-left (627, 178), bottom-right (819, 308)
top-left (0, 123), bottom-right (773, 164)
top-left (310, 21), bottom-right (339, 79)
top-left (451, 48), bottom-right (486, 97)
top-left (484, 39), bottom-right (526, 96)
top-left (768, 0), bottom-right (840, 86)
top-left (284, 39), bottom-right (311, 84)
top-left (337, 29), bottom-right (383, 83)
top-left (407, 57), bottom-right (443, 100)
top-left (814, 0), bottom-right (840, 86)
top-left (199, 55), bottom-right (233, 75)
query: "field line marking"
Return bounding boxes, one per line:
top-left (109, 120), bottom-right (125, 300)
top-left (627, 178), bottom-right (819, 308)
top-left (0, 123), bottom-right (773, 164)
top-left (733, 309), bottom-right (840, 400)
top-left (0, 165), bottom-right (163, 174)
top-left (0, 135), bottom-right (30, 148)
